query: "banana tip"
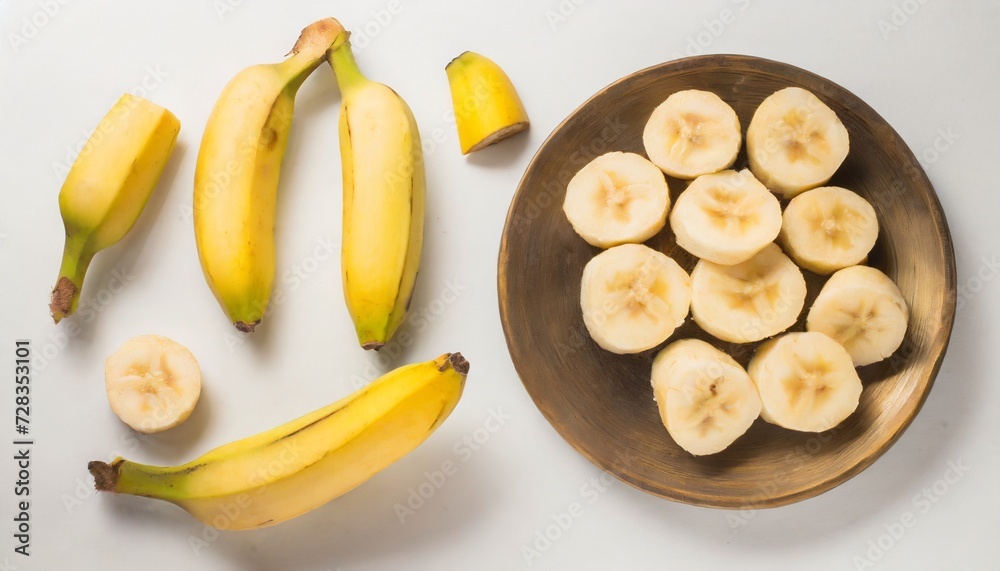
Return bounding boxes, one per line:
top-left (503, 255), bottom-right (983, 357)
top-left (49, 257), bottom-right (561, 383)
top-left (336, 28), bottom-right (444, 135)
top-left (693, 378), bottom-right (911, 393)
top-left (287, 17), bottom-right (346, 57)
top-left (88, 460), bottom-right (120, 492)
top-left (49, 276), bottom-right (77, 323)
top-left (362, 341), bottom-right (386, 351)
top-left (448, 352), bottom-right (470, 375)
top-left (234, 320), bottom-right (259, 333)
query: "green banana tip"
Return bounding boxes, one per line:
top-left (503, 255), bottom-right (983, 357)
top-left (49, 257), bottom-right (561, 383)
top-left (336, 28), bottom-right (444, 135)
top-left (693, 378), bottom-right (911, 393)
top-left (88, 459), bottom-right (121, 492)
top-left (49, 276), bottom-right (78, 323)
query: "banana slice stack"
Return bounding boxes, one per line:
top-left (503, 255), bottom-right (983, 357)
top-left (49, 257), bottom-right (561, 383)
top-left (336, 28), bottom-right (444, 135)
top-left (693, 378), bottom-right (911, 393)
top-left (562, 86), bottom-right (911, 456)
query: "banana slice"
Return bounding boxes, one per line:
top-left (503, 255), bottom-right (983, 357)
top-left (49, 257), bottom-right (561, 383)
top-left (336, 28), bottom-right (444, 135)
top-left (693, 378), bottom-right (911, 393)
top-left (642, 89), bottom-right (741, 179)
top-left (563, 152), bottom-right (671, 248)
top-left (780, 186), bottom-right (879, 275)
top-left (580, 243), bottom-right (691, 354)
top-left (691, 243), bottom-right (806, 343)
top-left (651, 339), bottom-right (761, 456)
top-left (670, 169), bottom-right (782, 265)
top-left (747, 331), bottom-right (863, 432)
top-left (747, 87), bottom-right (850, 198)
top-left (806, 265), bottom-right (909, 366)
top-left (105, 335), bottom-right (202, 433)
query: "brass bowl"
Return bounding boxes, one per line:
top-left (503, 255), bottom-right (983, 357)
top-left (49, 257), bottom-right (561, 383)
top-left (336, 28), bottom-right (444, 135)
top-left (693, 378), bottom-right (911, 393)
top-left (497, 55), bottom-right (956, 508)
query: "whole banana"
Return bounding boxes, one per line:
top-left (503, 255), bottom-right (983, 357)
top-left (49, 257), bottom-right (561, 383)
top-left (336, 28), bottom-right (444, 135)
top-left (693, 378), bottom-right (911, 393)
top-left (88, 353), bottom-right (468, 530)
top-left (50, 94), bottom-right (179, 323)
top-left (194, 18), bottom-right (344, 332)
top-left (328, 32), bottom-right (425, 350)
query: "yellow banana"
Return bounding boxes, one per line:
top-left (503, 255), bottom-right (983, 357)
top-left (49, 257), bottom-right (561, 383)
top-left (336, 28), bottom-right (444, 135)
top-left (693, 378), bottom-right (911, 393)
top-left (49, 94), bottom-right (179, 323)
top-left (88, 353), bottom-right (468, 530)
top-left (328, 32), bottom-right (425, 350)
top-left (194, 18), bottom-right (344, 332)
top-left (446, 51), bottom-right (529, 154)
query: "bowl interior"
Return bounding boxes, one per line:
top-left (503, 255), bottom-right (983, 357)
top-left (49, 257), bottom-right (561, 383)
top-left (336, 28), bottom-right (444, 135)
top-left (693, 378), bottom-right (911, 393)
top-left (497, 55), bottom-right (956, 508)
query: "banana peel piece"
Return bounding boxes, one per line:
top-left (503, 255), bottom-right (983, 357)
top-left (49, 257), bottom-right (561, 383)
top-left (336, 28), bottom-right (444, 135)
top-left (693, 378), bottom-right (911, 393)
top-left (446, 51), bottom-right (529, 154)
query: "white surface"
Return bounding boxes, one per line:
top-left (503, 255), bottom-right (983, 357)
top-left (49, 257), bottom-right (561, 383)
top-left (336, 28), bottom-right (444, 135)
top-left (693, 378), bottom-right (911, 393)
top-left (1, 1), bottom-right (998, 570)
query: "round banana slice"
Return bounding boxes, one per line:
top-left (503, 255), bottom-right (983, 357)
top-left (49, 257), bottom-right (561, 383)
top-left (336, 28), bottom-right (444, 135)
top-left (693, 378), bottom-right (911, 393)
top-left (691, 243), bottom-right (807, 343)
top-left (580, 243), bottom-right (691, 354)
top-left (806, 265), bottom-right (909, 366)
top-left (563, 151), bottom-right (670, 248)
top-left (747, 87), bottom-right (850, 198)
top-left (670, 169), bottom-right (782, 265)
top-left (747, 331), bottom-right (863, 432)
top-left (780, 186), bottom-right (879, 275)
top-left (105, 335), bottom-right (202, 433)
top-left (651, 339), bottom-right (761, 456)
top-left (642, 89), bottom-right (741, 179)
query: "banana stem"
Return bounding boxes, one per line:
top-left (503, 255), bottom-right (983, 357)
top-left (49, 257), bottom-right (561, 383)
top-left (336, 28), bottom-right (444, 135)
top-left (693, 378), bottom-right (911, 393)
top-left (89, 459), bottom-right (183, 501)
top-left (50, 235), bottom-right (93, 323)
top-left (327, 36), bottom-right (367, 93)
top-left (277, 18), bottom-right (347, 90)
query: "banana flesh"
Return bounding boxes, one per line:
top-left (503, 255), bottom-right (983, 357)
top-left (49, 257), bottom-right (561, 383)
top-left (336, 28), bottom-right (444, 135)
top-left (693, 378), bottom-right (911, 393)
top-left (88, 353), bottom-right (468, 530)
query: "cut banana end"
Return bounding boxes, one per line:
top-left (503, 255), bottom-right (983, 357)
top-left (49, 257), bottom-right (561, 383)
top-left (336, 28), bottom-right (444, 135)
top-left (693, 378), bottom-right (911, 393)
top-left (779, 186), bottom-right (879, 275)
top-left (651, 339), bottom-right (761, 456)
top-left (691, 243), bottom-right (806, 343)
top-left (748, 331), bottom-right (862, 432)
top-left (105, 335), bottom-right (202, 433)
top-left (446, 51), bottom-right (529, 154)
top-left (580, 244), bottom-right (691, 354)
top-left (642, 89), bottom-right (741, 179)
top-left (670, 169), bottom-right (782, 265)
top-left (563, 152), bottom-right (670, 248)
top-left (807, 265), bottom-right (909, 366)
top-left (747, 87), bottom-right (850, 198)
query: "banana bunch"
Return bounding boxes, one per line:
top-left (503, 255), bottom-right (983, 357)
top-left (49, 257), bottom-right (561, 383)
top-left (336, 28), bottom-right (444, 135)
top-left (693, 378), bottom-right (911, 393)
top-left (50, 94), bottom-right (180, 323)
top-left (328, 33), bottom-right (425, 350)
top-left (194, 18), bottom-right (345, 332)
top-left (89, 353), bottom-right (468, 530)
top-left (564, 86), bottom-right (910, 456)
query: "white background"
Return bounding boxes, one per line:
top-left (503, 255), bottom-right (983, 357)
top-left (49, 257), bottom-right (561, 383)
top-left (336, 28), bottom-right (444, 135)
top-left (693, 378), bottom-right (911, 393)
top-left (1, 1), bottom-right (998, 570)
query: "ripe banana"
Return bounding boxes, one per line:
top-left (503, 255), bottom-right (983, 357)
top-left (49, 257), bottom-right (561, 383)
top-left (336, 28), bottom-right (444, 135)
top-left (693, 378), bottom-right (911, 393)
top-left (746, 87), bottom-right (850, 198)
top-left (807, 265), bottom-right (908, 366)
top-left (105, 335), bottom-right (201, 434)
top-left (642, 89), bottom-right (741, 179)
top-left (563, 151), bottom-right (671, 248)
top-left (748, 332), bottom-right (862, 432)
top-left (328, 32), bottom-right (425, 350)
top-left (50, 94), bottom-right (180, 323)
top-left (88, 353), bottom-right (468, 530)
top-left (669, 169), bottom-right (782, 265)
top-left (194, 18), bottom-right (345, 333)
top-left (691, 243), bottom-right (806, 343)
top-left (446, 51), bottom-right (530, 154)
top-left (580, 243), bottom-right (691, 354)
top-left (651, 339), bottom-right (761, 456)
top-left (779, 186), bottom-right (879, 275)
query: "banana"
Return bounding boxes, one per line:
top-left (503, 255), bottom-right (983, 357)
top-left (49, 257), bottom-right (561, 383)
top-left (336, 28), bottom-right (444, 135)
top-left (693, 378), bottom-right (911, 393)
top-left (651, 339), bottom-right (761, 456)
top-left (806, 265), bottom-right (908, 366)
top-left (669, 169), bottom-right (782, 265)
top-left (446, 51), bottom-right (530, 154)
top-left (329, 32), bottom-right (425, 350)
top-left (779, 186), bottom-right (879, 275)
top-left (562, 151), bottom-right (671, 248)
top-left (194, 18), bottom-right (344, 333)
top-left (746, 87), bottom-right (850, 198)
top-left (580, 243), bottom-right (691, 354)
top-left (642, 89), bottom-right (741, 179)
top-left (105, 335), bottom-right (201, 434)
top-left (49, 94), bottom-right (180, 323)
top-left (747, 332), bottom-right (862, 432)
top-left (88, 353), bottom-right (468, 530)
top-left (691, 243), bottom-right (806, 343)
